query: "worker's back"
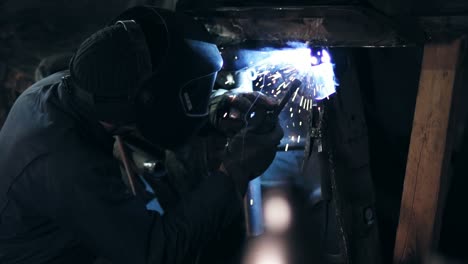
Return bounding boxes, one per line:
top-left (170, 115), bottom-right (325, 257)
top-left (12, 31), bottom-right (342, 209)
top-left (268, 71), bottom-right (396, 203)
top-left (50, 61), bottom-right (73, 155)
top-left (0, 72), bottom-right (112, 263)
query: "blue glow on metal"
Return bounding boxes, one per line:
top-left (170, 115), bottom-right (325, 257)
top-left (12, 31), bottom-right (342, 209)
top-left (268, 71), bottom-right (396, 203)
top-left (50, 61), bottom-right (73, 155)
top-left (251, 44), bottom-right (338, 100)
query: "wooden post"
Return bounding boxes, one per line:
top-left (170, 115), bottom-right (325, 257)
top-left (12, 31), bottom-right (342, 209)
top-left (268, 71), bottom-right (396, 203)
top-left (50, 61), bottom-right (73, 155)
top-left (393, 39), bottom-right (464, 264)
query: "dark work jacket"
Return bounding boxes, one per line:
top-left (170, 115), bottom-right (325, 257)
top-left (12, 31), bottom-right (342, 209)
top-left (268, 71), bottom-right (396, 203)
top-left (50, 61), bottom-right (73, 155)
top-left (0, 72), bottom-right (243, 264)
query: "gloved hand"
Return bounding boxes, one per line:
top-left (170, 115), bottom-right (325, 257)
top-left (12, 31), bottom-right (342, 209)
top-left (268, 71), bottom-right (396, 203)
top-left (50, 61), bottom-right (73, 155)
top-left (209, 90), bottom-right (278, 137)
top-left (220, 122), bottom-right (284, 195)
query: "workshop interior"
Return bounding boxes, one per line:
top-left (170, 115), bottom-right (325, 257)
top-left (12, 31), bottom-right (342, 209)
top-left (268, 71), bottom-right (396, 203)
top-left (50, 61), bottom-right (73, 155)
top-left (1, 0), bottom-right (468, 263)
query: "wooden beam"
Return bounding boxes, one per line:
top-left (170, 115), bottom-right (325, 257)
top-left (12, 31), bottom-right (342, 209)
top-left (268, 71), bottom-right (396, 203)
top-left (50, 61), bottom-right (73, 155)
top-left (393, 39), bottom-right (464, 264)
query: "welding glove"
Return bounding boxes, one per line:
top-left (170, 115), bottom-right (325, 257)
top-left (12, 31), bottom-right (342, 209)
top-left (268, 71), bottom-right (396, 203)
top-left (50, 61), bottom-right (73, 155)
top-left (220, 122), bottom-right (284, 195)
top-left (209, 90), bottom-right (278, 137)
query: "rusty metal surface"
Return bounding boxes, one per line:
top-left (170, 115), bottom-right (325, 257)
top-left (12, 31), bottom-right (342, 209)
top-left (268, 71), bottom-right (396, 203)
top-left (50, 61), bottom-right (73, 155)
top-left (419, 16), bottom-right (468, 41)
top-left (191, 6), bottom-right (422, 47)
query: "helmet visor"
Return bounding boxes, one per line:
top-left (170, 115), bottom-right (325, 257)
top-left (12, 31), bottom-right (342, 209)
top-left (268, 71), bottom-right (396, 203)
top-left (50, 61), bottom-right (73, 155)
top-left (179, 72), bottom-right (217, 117)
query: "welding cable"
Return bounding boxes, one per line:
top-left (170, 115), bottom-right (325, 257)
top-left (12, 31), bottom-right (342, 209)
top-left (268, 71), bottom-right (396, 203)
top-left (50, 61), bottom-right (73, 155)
top-left (115, 136), bottom-right (137, 196)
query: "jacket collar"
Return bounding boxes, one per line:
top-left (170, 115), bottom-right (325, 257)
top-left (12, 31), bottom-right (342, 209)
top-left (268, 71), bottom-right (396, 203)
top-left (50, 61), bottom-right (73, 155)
top-left (57, 73), bottom-right (115, 153)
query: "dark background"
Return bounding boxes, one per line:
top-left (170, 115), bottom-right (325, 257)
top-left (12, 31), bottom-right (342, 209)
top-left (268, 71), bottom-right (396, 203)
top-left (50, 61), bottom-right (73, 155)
top-left (1, 0), bottom-right (467, 262)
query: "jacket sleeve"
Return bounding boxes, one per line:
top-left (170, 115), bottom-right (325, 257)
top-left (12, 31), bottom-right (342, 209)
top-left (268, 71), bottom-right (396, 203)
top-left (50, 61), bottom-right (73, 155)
top-left (26, 151), bottom-right (244, 264)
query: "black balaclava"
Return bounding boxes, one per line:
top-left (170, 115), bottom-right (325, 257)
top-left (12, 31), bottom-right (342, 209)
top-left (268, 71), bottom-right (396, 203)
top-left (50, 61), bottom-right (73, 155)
top-left (69, 23), bottom-right (151, 125)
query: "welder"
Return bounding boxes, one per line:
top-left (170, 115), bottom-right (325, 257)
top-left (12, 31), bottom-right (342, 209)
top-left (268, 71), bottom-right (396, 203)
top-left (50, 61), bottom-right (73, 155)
top-left (0, 6), bottom-right (283, 264)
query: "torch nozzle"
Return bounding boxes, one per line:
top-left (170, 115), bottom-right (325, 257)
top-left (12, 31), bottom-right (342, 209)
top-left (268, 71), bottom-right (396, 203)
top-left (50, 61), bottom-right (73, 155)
top-left (274, 79), bottom-right (302, 116)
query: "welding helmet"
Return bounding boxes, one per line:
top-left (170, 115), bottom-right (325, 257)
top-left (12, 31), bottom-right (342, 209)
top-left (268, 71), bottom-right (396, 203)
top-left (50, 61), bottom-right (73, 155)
top-left (70, 6), bottom-right (222, 149)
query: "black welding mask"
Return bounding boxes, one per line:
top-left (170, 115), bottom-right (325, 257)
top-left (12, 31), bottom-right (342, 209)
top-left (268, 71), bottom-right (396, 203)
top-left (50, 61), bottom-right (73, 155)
top-left (90, 7), bottom-right (223, 149)
top-left (109, 7), bottom-right (222, 149)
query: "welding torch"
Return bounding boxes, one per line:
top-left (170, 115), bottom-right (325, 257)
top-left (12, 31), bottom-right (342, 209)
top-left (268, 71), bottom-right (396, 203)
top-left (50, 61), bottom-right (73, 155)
top-left (243, 79), bottom-right (302, 132)
top-left (234, 79), bottom-right (302, 236)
